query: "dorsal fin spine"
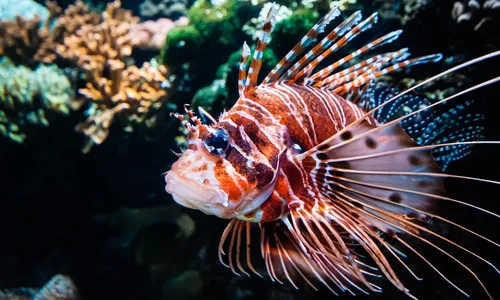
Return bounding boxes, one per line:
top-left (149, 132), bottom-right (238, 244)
top-left (245, 4), bottom-right (277, 93)
top-left (238, 42), bottom-right (251, 97)
top-left (312, 49), bottom-right (405, 88)
top-left (307, 30), bottom-right (403, 84)
top-left (332, 54), bottom-right (443, 95)
top-left (283, 11), bottom-right (364, 83)
top-left (263, 6), bottom-right (342, 84)
top-left (293, 12), bottom-right (379, 83)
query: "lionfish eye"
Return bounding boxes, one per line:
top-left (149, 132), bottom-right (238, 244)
top-left (203, 128), bottom-right (230, 157)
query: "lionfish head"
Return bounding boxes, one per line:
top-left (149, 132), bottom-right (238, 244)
top-left (165, 107), bottom-right (280, 220)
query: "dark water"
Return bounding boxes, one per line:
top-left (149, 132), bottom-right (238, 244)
top-left (1, 0), bottom-right (499, 299)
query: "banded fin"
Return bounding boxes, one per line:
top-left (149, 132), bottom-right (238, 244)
top-left (263, 6), bottom-right (342, 84)
top-left (319, 49), bottom-right (410, 89)
top-left (281, 11), bottom-right (364, 83)
top-left (306, 29), bottom-right (403, 84)
top-left (291, 12), bottom-right (380, 83)
top-left (297, 116), bottom-right (499, 298)
top-left (361, 82), bottom-right (485, 170)
top-left (219, 216), bottom-right (389, 296)
top-left (245, 4), bottom-right (277, 93)
top-left (238, 42), bottom-right (251, 97)
top-left (258, 9), bottom-right (441, 95)
top-left (331, 54), bottom-right (443, 95)
top-left (198, 106), bottom-right (217, 124)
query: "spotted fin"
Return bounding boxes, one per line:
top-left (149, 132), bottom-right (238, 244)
top-left (361, 82), bottom-right (485, 170)
top-left (299, 120), bottom-right (444, 222)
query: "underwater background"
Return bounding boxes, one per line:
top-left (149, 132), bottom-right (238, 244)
top-left (1, 0), bottom-right (500, 299)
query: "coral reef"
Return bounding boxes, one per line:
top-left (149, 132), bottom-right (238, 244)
top-left (74, 61), bottom-right (171, 153)
top-left (131, 17), bottom-right (189, 50)
top-left (1, 0), bottom-right (175, 152)
top-left (0, 0), bottom-right (101, 65)
top-left (138, 0), bottom-right (188, 20)
top-left (160, 0), bottom-right (259, 70)
top-left (0, 0), bottom-right (49, 21)
top-left (0, 16), bottom-right (49, 66)
top-left (0, 57), bottom-right (74, 143)
top-left (51, 0), bottom-right (174, 153)
top-left (0, 274), bottom-right (80, 300)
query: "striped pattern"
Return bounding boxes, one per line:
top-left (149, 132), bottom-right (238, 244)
top-left (306, 30), bottom-right (403, 84)
top-left (166, 5), bottom-right (500, 299)
top-left (283, 11), bottom-right (364, 83)
top-left (263, 5), bottom-right (341, 84)
top-left (216, 82), bottom-right (374, 222)
top-left (238, 42), bottom-right (251, 97)
top-left (332, 54), bottom-right (444, 95)
top-left (291, 12), bottom-right (379, 82)
top-left (317, 48), bottom-right (410, 88)
top-left (245, 5), bottom-right (277, 92)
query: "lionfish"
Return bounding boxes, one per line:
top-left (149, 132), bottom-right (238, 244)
top-left (164, 3), bottom-right (500, 299)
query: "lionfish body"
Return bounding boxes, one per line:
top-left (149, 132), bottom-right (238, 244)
top-left (165, 4), bottom-right (500, 299)
top-left (213, 84), bottom-right (384, 223)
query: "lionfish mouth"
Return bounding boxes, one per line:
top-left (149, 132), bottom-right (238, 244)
top-left (164, 171), bottom-right (231, 218)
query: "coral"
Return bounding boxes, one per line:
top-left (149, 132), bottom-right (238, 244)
top-left (75, 61), bottom-right (171, 153)
top-left (0, 274), bottom-right (80, 300)
top-left (0, 16), bottom-right (48, 65)
top-left (130, 17), bottom-right (189, 50)
top-left (330, 0), bottom-right (358, 10)
top-left (36, 64), bottom-right (75, 115)
top-left (452, 0), bottom-right (500, 31)
top-left (0, 0), bottom-right (101, 65)
top-left (0, 0), bottom-right (49, 21)
top-left (0, 57), bottom-right (74, 143)
top-left (0, 0), bottom-right (172, 151)
top-left (48, 0), bottom-right (174, 153)
top-left (139, 0), bottom-right (188, 20)
top-left (56, 1), bottom-right (139, 74)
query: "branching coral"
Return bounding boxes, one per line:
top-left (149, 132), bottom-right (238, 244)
top-left (0, 57), bottom-right (74, 143)
top-left (53, 1), bottom-right (173, 153)
top-left (75, 61), bottom-right (170, 153)
top-left (1, 0), bottom-right (174, 152)
top-left (0, 15), bottom-right (48, 65)
top-left (0, 0), bottom-right (101, 65)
